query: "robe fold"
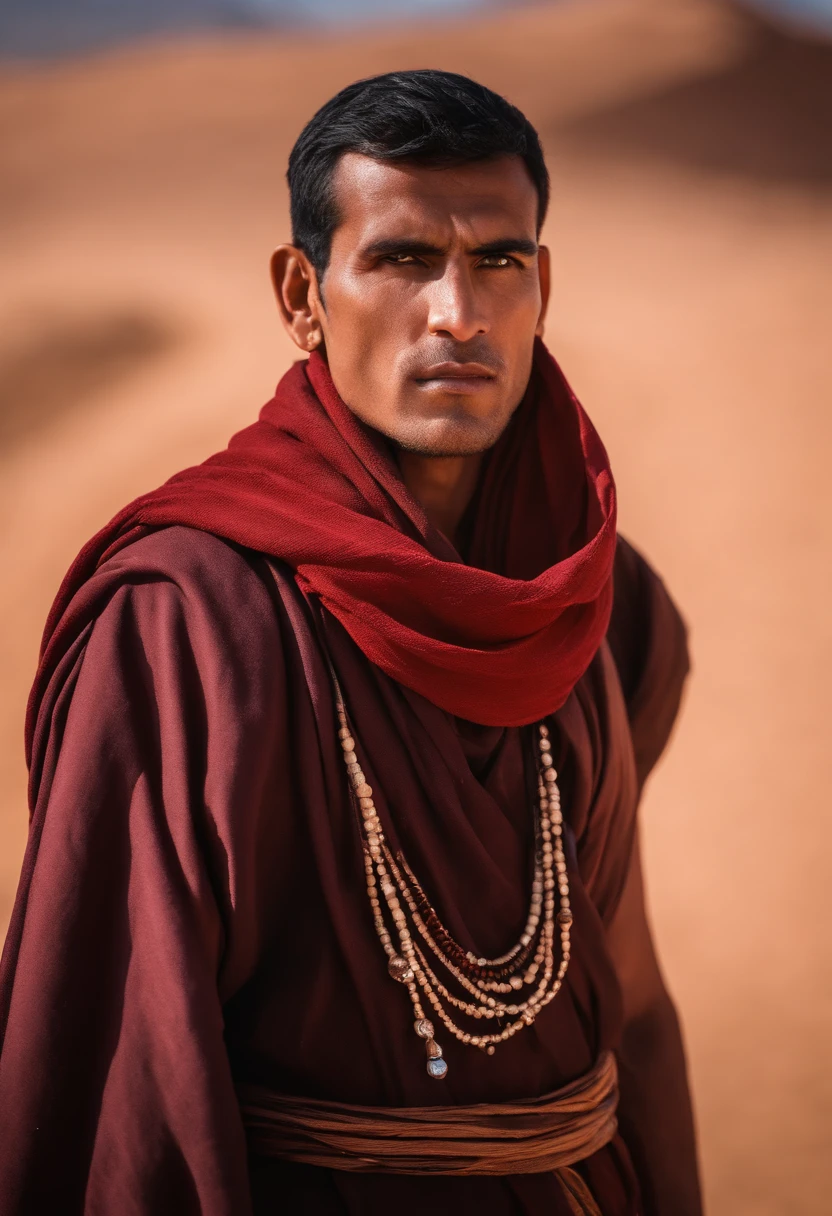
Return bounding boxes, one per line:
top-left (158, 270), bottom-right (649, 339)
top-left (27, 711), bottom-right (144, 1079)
top-left (0, 524), bottom-right (688, 1215)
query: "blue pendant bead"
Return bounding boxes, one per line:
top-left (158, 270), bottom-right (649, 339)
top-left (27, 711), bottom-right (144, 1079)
top-left (424, 1035), bottom-right (447, 1078)
top-left (427, 1055), bottom-right (448, 1079)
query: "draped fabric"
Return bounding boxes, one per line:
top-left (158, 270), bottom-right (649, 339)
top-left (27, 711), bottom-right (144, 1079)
top-left (30, 339), bottom-right (616, 733)
top-left (236, 1050), bottom-right (619, 1174)
top-left (0, 524), bottom-right (689, 1215)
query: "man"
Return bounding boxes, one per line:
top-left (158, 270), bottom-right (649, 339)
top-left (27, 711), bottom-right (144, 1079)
top-left (0, 71), bottom-right (702, 1215)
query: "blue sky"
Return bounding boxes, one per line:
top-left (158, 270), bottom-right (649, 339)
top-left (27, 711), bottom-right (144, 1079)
top-left (0, 0), bottom-right (489, 58)
top-left (247, 0), bottom-right (486, 17)
top-left (749, 0), bottom-right (832, 30)
top-left (1, 1), bottom-right (830, 61)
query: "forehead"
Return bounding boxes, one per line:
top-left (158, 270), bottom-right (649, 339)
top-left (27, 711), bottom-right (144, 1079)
top-left (329, 152), bottom-right (539, 242)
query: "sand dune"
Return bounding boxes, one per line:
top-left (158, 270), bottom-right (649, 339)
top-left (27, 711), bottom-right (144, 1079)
top-left (1, 1), bottom-right (830, 1211)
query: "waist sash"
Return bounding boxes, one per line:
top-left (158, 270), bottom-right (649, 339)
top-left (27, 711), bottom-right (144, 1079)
top-left (237, 1050), bottom-right (618, 1185)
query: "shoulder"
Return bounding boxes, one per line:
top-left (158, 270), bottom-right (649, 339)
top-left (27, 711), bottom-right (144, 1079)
top-left (99, 524), bottom-right (270, 594)
top-left (94, 525), bottom-right (280, 625)
top-left (74, 526), bottom-right (291, 698)
top-left (28, 526), bottom-right (296, 812)
top-left (606, 535), bottom-right (690, 787)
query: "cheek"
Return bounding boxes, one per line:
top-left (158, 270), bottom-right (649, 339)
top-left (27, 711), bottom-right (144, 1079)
top-left (320, 284), bottom-right (412, 422)
top-left (491, 277), bottom-right (541, 325)
top-left (325, 278), bottom-right (423, 357)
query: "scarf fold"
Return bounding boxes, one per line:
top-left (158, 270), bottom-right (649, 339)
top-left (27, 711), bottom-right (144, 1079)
top-left (30, 338), bottom-right (616, 736)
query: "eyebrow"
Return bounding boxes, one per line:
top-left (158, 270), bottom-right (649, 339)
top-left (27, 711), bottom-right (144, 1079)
top-left (361, 236), bottom-right (539, 260)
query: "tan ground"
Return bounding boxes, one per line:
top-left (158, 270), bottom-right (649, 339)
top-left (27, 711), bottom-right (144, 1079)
top-left (1, 0), bottom-right (830, 1210)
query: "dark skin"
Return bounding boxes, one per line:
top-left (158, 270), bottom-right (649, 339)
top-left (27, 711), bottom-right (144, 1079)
top-left (271, 153), bottom-right (702, 1215)
top-left (272, 152), bottom-right (549, 541)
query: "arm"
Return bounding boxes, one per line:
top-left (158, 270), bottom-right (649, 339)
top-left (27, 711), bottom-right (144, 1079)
top-left (0, 569), bottom-right (254, 1215)
top-left (606, 830), bottom-right (703, 1216)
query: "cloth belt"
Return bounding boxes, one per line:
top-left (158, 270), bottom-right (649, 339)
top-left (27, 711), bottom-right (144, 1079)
top-left (237, 1051), bottom-right (618, 1214)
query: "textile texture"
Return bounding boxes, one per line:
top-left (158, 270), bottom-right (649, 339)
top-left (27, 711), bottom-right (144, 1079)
top-left (0, 346), bottom-right (689, 1215)
top-left (237, 1050), bottom-right (618, 1174)
top-left (0, 526), bottom-right (688, 1214)
top-left (30, 339), bottom-right (616, 731)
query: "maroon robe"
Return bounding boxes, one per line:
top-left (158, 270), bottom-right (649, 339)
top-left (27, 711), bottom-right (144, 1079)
top-left (0, 524), bottom-right (687, 1215)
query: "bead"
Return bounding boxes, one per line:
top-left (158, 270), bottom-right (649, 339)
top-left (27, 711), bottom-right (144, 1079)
top-left (338, 695), bottom-right (571, 1071)
top-left (388, 956), bottom-right (414, 982)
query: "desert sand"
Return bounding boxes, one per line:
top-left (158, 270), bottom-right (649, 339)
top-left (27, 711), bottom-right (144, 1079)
top-left (1, 0), bottom-right (830, 1210)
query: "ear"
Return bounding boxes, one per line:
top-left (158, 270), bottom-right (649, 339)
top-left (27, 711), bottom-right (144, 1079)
top-left (270, 245), bottom-right (325, 353)
top-left (535, 245), bottom-right (551, 339)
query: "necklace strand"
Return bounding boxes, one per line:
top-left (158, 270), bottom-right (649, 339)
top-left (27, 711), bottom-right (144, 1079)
top-left (334, 686), bottom-right (572, 1079)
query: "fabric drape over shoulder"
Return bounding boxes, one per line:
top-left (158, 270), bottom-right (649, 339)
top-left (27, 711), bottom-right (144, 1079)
top-left (0, 527), bottom-right (688, 1216)
top-left (31, 338), bottom-right (617, 730)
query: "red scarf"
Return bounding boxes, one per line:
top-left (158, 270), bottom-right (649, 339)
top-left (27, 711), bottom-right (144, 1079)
top-left (32, 338), bottom-right (616, 730)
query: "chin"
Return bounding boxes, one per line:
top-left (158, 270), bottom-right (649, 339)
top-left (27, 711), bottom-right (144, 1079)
top-left (393, 419), bottom-right (506, 459)
top-left (385, 395), bottom-right (513, 458)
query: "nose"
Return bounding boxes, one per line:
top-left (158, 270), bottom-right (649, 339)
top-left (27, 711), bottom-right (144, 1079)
top-left (426, 262), bottom-right (490, 343)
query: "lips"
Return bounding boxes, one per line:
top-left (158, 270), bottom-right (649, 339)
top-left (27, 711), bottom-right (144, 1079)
top-left (416, 362), bottom-right (496, 381)
top-left (414, 362), bottom-right (497, 392)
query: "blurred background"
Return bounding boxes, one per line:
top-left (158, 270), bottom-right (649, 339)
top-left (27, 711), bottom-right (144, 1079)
top-left (1, 0), bottom-right (830, 1211)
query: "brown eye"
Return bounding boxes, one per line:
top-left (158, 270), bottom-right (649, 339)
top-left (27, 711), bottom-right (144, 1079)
top-left (480, 255), bottom-right (512, 268)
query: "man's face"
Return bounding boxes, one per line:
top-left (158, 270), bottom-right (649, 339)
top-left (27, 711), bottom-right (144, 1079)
top-left (309, 153), bottom-right (548, 457)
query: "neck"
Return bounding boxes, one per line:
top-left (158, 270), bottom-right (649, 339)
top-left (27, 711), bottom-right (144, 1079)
top-left (396, 450), bottom-right (484, 545)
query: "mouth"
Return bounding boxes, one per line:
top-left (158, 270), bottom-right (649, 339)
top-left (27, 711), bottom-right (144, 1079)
top-left (413, 362), bottom-right (497, 394)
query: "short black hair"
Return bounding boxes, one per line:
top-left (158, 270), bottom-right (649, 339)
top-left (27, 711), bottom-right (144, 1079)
top-left (288, 69), bottom-right (549, 279)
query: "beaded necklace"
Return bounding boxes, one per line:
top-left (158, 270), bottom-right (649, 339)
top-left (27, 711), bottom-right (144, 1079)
top-left (333, 676), bottom-right (573, 1080)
